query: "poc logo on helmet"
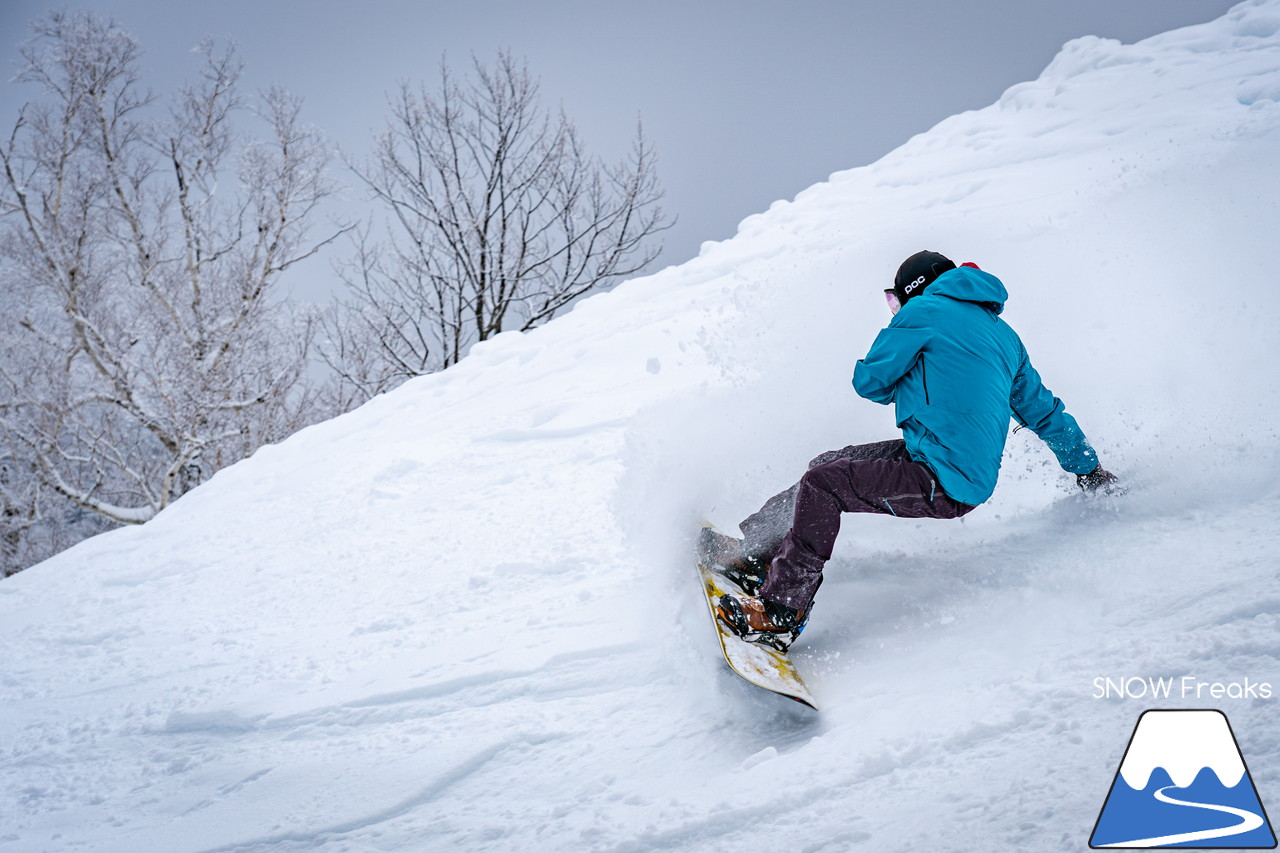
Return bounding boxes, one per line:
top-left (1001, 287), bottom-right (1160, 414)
top-left (904, 275), bottom-right (927, 295)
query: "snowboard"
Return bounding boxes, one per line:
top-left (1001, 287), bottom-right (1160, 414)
top-left (697, 529), bottom-right (818, 709)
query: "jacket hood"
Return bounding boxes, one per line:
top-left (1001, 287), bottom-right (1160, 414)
top-left (924, 266), bottom-right (1008, 314)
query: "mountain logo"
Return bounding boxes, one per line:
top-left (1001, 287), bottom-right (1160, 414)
top-left (1090, 710), bottom-right (1276, 848)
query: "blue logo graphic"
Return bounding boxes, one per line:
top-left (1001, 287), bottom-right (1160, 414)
top-left (1091, 710), bottom-right (1276, 848)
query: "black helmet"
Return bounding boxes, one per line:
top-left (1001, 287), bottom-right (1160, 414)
top-left (893, 251), bottom-right (956, 304)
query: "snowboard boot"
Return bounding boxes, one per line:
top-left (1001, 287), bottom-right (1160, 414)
top-left (697, 527), bottom-right (770, 595)
top-left (715, 592), bottom-right (809, 653)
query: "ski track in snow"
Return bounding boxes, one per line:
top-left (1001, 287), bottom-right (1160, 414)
top-left (5, 2), bottom-right (1280, 850)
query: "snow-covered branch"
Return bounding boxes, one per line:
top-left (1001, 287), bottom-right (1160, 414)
top-left (0, 11), bottom-right (344, 573)
top-left (326, 51), bottom-right (670, 398)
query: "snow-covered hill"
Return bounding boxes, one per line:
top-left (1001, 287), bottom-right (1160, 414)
top-left (5, 3), bottom-right (1280, 851)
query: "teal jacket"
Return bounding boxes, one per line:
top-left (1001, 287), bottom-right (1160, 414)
top-left (852, 265), bottom-right (1097, 505)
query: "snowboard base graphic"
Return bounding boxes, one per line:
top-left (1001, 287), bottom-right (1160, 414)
top-left (696, 557), bottom-right (817, 710)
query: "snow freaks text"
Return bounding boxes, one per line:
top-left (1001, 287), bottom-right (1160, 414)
top-left (1092, 676), bottom-right (1274, 701)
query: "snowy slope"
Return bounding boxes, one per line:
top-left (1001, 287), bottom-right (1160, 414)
top-left (5, 2), bottom-right (1280, 851)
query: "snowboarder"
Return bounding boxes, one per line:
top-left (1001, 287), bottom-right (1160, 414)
top-left (705, 250), bottom-right (1118, 651)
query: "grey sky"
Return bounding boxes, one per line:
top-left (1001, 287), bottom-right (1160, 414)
top-left (0, 0), bottom-right (1238, 289)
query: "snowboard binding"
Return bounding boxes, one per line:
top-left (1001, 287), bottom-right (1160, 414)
top-left (721, 558), bottom-right (768, 596)
top-left (716, 593), bottom-right (807, 653)
top-left (697, 526), bottom-right (769, 595)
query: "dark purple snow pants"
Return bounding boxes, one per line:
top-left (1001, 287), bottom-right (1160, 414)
top-left (739, 439), bottom-right (976, 612)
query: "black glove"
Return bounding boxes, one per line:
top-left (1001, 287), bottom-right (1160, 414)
top-left (1077, 465), bottom-right (1119, 493)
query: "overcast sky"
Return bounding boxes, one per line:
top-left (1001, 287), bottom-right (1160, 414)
top-left (0, 0), bottom-right (1239, 289)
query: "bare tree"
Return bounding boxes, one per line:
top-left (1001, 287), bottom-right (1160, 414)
top-left (323, 52), bottom-right (670, 398)
top-left (0, 11), bottom-right (343, 571)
